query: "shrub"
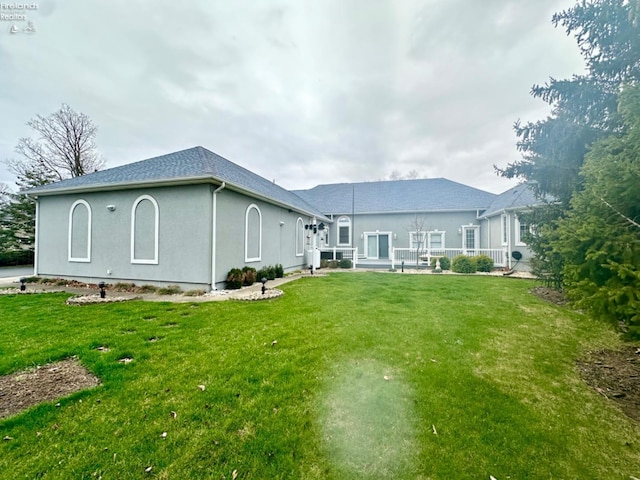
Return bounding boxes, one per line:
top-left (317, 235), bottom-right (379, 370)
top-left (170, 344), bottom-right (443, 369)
top-left (226, 268), bottom-right (244, 289)
top-left (157, 284), bottom-right (182, 295)
top-left (112, 282), bottom-right (137, 292)
top-left (473, 255), bottom-right (494, 272)
top-left (339, 259), bottom-right (352, 269)
top-left (438, 256), bottom-right (451, 270)
top-left (275, 264), bottom-right (284, 278)
top-left (320, 259), bottom-right (329, 269)
top-left (328, 260), bottom-right (339, 269)
top-left (257, 266), bottom-right (276, 281)
top-left (452, 255), bottom-right (476, 273)
top-left (136, 284), bottom-right (158, 293)
top-left (242, 267), bottom-right (257, 286)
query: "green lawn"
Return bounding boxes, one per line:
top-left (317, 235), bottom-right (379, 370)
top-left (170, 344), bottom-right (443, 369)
top-left (1, 273), bottom-right (639, 479)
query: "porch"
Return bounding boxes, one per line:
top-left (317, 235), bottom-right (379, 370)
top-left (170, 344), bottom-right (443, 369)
top-left (317, 247), bottom-right (509, 270)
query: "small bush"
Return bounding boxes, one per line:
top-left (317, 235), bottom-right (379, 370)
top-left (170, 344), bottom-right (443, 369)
top-left (275, 264), bottom-right (284, 278)
top-left (112, 282), bottom-right (137, 292)
top-left (473, 255), bottom-right (494, 272)
top-left (328, 260), bottom-right (339, 269)
top-left (452, 255), bottom-right (476, 273)
top-left (136, 284), bottom-right (158, 293)
top-left (320, 259), bottom-right (329, 269)
top-left (339, 259), bottom-right (352, 269)
top-left (438, 256), bottom-right (451, 270)
top-left (242, 267), bottom-right (257, 286)
top-left (266, 266), bottom-right (276, 280)
top-left (226, 268), bottom-right (244, 289)
top-left (157, 284), bottom-right (182, 295)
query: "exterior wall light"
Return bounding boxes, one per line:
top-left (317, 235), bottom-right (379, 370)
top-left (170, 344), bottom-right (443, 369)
top-left (106, 205), bottom-right (116, 212)
top-left (19, 277), bottom-right (26, 291)
top-left (98, 281), bottom-right (106, 298)
top-left (261, 277), bottom-right (267, 295)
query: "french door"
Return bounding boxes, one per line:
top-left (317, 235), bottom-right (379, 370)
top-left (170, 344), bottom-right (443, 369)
top-left (366, 233), bottom-right (390, 259)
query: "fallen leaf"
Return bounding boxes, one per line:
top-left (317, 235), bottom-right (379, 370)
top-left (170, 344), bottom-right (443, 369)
top-left (383, 375), bottom-right (391, 381)
top-left (145, 466), bottom-right (153, 473)
top-left (198, 385), bottom-right (206, 391)
top-left (271, 340), bottom-right (278, 346)
top-left (232, 469), bottom-right (238, 479)
top-left (490, 476), bottom-right (498, 480)
top-left (170, 411), bottom-right (177, 419)
top-left (432, 424), bottom-right (438, 435)
top-left (3, 436), bottom-right (13, 441)
top-left (160, 432), bottom-right (167, 438)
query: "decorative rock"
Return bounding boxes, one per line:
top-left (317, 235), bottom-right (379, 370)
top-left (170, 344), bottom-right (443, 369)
top-left (66, 294), bottom-right (141, 305)
top-left (234, 288), bottom-right (284, 301)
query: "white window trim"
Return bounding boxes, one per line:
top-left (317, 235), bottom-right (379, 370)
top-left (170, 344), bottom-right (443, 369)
top-left (245, 203), bottom-right (262, 262)
top-left (131, 194), bottom-right (159, 265)
top-left (427, 230), bottom-right (445, 249)
top-left (68, 199), bottom-right (92, 263)
top-left (409, 231), bottom-right (426, 249)
top-left (295, 217), bottom-right (304, 257)
top-left (515, 216), bottom-right (530, 246)
top-left (364, 231), bottom-right (393, 260)
top-left (337, 216), bottom-right (351, 246)
top-left (462, 224), bottom-right (480, 251)
top-left (501, 213), bottom-right (508, 246)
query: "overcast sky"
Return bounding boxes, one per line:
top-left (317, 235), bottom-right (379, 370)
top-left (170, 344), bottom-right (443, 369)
top-left (0, 0), bottom-right (586, 194)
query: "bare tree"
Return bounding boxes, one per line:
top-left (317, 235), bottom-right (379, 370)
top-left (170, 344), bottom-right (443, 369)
top-left (408, 215), bottom-right (428, 267)
top-left (387, 169), bottom-right (423, 181)
top-left (12, 103), bottom-right (103, 181)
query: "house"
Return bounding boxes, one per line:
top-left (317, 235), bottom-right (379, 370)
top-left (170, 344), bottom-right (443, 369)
top-left (293, 179), bottom-right (499, 266)
top-left (23, 146), bottom-right (328, 290)
top-left (23, 146), bottom-right (542, 289)
top-left (478, 182), bottom-right (548, 271)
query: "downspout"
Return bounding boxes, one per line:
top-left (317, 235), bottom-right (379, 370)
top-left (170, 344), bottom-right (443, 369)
top-left (507, 211), bottom-right (512, 270)
top-left (32, 195), bottom-right (39, 276)
top-left (210, 182), bottom-right (226, 290)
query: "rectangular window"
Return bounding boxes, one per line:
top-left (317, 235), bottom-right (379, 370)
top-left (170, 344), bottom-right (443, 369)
top-left (410, 231), bottom-right (426, 249)
top-left (337, 216), bottom-right (351, 245)
top-left (515, 217), bottom-right (530, 245)
top-left (339, 226), bottom-right (350, 244)
top-left (501, 214), bottom-right (508, 245)
top-left (428, 231), bottom-right (444, 249)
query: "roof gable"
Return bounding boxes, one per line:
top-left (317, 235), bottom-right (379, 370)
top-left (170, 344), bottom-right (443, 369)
top-left (480, 182), bottom-right (548, 217)
top-left (293, 178), bottom-right (496, 214)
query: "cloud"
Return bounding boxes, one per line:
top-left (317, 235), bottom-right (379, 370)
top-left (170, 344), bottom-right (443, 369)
top-left (0, 0), bottom-right (585, 193)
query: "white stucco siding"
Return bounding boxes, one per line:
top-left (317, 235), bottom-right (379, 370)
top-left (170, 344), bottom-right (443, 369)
top-left (35, 185), bottom-right (213, 288)
top-left (214, 189), bottom-right (311, 287)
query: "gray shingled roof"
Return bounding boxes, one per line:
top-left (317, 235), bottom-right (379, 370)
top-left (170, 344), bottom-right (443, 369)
top-left (480, 183), bottom-right (548, 218)
top-left (22, 146), bottom-right (327, 219)
top-left (293, 178), bottom-right (497, 215)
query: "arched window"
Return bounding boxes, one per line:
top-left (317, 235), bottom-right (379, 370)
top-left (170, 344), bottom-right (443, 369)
top-left (295, 217), bottom-right (305, 256)
top-left (245, 204), bottom-right (262, 262)
top-left (131, 195), bottom-right (159, 264)
top-left (337, 216), bottom-right (351, 245)
top-left (68, 199), bottom-right (91, 262)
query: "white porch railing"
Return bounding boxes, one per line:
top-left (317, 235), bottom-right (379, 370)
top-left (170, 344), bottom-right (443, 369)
top-left (391, 247), bottom-right (508, 269)
top-left (318, 247), bottom-right (358, 269)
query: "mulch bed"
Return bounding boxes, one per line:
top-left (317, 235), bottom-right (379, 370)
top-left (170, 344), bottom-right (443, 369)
top-left (0, 358), bottom-right (100, 420)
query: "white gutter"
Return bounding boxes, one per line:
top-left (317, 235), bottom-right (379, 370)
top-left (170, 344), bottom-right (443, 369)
top-left (210, 182), bottom-right (226, 290)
